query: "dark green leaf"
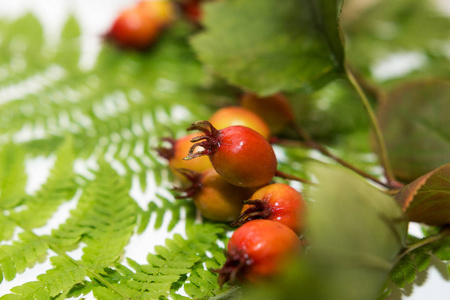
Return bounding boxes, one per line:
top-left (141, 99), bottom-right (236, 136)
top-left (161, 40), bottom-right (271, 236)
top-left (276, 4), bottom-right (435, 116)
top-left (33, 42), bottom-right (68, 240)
top-left (191, 0), bottom-right (344, 96)
top-left (378, 80), bottom-right (450, 182)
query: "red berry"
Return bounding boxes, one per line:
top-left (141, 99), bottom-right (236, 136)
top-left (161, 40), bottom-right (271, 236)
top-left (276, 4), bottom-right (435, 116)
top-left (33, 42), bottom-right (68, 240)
top-left (241, 93), bottom-right (294, 134)
top-left (106, 7), bottom-right (160, 50)
top-left (232, 183), bottom-right (306, 234)
top-left (185, 121), bottom-right (277, 188)
top-left (156, 133), bottom-right (212, 184)
top-left (216, 219), bottom-right (301, 286)
top-left (209, 106), bottom-right (271, 140)
top-left (174, 169), bottom-right (255, 222)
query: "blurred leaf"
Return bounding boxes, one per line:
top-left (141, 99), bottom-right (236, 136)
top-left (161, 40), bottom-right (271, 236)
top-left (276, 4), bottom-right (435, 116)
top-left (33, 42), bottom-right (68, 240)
top-left (377, 80), bottom-right (450, 182)
top-left (306, 163), bottom-right (407, 300)
top-left (395, 164), bottom-right (450, 225)
top-left (288, 79), bottom-right (370, 141)
top-left (191, 0), bottom-right (345, 96)
top-left (343, 0), bottom-right (450, 84)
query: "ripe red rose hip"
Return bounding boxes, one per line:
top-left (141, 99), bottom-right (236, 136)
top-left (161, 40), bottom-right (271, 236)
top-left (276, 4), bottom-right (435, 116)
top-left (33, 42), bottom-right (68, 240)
top-left (216, 219), bottom-right (301, 286)
top-left (184, 121), bottom-right (277, 188)
top-left (232, 183), bottom-right (306, 234)
top-left (106, 7), bottom-right (160, 50)
top-left (174, 169), bottom-right (254, 222)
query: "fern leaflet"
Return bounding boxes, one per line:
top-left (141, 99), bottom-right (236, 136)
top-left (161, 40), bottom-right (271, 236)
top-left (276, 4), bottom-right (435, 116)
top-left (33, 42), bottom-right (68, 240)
top-left (0, 231), bottom-right (48, 283)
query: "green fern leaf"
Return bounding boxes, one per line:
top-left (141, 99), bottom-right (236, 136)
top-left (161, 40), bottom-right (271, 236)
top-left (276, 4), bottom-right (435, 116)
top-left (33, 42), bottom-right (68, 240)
top-left (0, 232), bottom-right (48, 282)
top-left (10, 138), bottom-right (77, 229)
top-left (142, 195), bottom-right (195, 233)
top-left (3, 256), bottom-right (86, 299)
top-left (49, 160), bottom-right (137, 270)
top-left (0, 143), bottom-right (27, 209)
top-left (1, 281), bottom-right (50, 300)
top-left (97, 223), bottom-right (229, 299)
top-left (37, 256), bottom-right (86, 297)
top-left (0, 214), bottom-right (16, 242)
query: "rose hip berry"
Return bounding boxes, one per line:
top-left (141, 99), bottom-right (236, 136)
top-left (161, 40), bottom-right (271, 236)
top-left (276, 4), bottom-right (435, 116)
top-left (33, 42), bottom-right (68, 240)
top-left (209, 106), bottom-right (271, 140)
top-left (215, 219), bottom-right (301, 286)
top-left (241, 93), bottom-right (295, 134)
top-left (156, 133), bottom-right (212, 184)
top-left (184, 121), bottom-right (277, 188)
top-left (174, 169), bottom-right (254, 222)
top-left (106, 6), bottom-right (160, 50)
top-left (232, 183), bottom-right (306, 234)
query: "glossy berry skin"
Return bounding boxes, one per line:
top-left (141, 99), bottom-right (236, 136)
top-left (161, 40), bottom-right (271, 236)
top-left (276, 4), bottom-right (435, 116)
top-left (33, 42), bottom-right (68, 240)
top-left (157, 133), bottom-right (212, 184)
top-left (175, 169), bottom-right (254, 222)
top-left (216, 220), bottom-right (301, 286)
top-left (209, 106), bottom-right (271, 140)
top-left (232, 183), bottom-right (306, 234)
top-left (138, 0), bottom-right (176, 28)
top-left (185, 121), bottom-right (277, 188)
top-left (106, 7), bottom-right (160, 50)
top-left (241, 93), bottom-right (294, 134)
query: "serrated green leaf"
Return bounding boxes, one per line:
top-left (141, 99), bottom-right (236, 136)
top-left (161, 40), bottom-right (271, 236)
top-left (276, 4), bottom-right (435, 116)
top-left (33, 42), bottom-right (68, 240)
top-left (390, 256), bottom-right (417, 287)
top-left (395, 164), bottom-right (450, 225)
top-left (191, 0), bottom-right (344, 96)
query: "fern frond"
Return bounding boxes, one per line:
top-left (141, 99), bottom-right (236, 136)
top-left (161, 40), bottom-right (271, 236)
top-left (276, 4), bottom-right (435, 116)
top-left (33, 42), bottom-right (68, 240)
top-left (37, 256), bottom-right (86, 297)
top-left (2, 256), bottom-right (86, 299)
top-left (105, 223), bottom-right (229, 299)
top-left (0, 214), bottom-right (16, 242)
top-left (9, 138), bottom-right (77, 229)
top-left (0, 231), bottom-right (48, 282)
top-left (1, 281), bottom-right (50, 300)
top-left (184, 248), bottom-right (227, 299)
top-left (140, 194), bottom-right (195, 233)
top-left (0, 143), bottom-right (27, 209)
top-left (50, 160), bottom-right (138, 270)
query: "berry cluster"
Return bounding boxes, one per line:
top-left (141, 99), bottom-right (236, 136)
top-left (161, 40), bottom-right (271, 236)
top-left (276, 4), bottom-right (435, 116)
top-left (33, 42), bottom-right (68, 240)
top-left (157, 93), bottom-right (306, 286)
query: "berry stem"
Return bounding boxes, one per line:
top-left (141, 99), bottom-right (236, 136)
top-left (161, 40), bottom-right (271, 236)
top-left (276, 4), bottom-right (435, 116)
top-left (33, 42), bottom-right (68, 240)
top-left (230, 199), bottom-right (271, 227)
top-left (172, 169), bottom-right (202, 198)
top-left (285, 123), bottom-right (394, 190)
top-left (345, 66), bottom-right (398, 188)
top-left (213, 249), bottom-right (249, 288)
top-left (274, 170), bottom-right (315, 185)
top-left (184, 121), bottom-right (219, 160)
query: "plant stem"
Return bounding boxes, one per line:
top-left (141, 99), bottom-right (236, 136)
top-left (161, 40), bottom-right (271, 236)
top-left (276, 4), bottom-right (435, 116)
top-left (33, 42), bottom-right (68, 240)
top-left (345, 66), bottom-right (396, 186)
top-left (275, 170), bottom-right (316, 185)
top-left (286, 123), bottom-right (391, 189)
top-left (398, 228), bottom-right (450, 260)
